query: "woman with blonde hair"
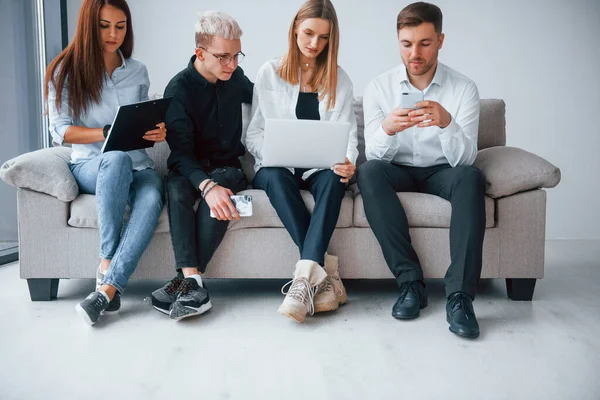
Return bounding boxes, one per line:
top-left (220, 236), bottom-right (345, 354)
top-left (45, 0), bottom-right (166, 326)
top-left (245, 0), bottom-right (358, 323)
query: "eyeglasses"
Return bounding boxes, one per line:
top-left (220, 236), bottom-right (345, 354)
top-left (199, 47), bottom-right (245, 66)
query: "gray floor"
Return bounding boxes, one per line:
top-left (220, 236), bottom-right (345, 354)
top-left (1, 240), bottom-right (599, 400)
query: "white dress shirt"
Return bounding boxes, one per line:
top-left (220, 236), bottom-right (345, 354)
top-left (244, 58), bottom-right (359, 180)
top-left (363, 62), bottom-right (480, 167)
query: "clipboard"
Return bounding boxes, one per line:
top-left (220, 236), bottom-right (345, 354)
top-left (101, 97), bottom-right (173, 153)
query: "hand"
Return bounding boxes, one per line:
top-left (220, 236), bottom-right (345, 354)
top-left (381, 107), bottom-right (418, 135)
top-left (203, 184), bottom-right (240, 221)
top-left (408, 101), bottom-right (451, 128)
top-left (332, 157), bottom-right (356, 183)
top-left (143, 122), bottom-right (167, 142)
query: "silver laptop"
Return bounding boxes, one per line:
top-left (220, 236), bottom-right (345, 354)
top-left (262, 118), bottom-right (351, 169)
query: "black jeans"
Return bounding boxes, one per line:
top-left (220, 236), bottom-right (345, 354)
top-left (253, 167), bottom-right (346, 265)
top-left (356, 160), bottom-right (486, 298)
top-left (166, 167), bottom-right (247, 273)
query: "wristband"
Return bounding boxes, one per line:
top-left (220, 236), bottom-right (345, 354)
top-left (102, 125), bottom-right (111, 139)
top-left (202, 182), bottom-right (218, 198)
top-left (200, 180), bottom-right (215, 196)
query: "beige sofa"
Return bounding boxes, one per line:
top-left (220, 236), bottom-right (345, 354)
top-left (0, 98), bottom-right (561, 302)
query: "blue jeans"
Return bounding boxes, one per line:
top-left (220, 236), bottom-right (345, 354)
top-left (70, 151), bottom-right (164, 293)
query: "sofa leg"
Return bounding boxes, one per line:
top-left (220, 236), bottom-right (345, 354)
top-left (27, 279), bottom-right (60, 301)
top-left (506, 278), bottom-right (536, 301)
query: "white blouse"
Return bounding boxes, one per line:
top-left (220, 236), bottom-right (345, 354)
top-left (244, 58), bottom-right (359, 180)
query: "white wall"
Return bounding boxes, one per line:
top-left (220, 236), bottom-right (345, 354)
top-left (67, 0), bottom-right (600, 240)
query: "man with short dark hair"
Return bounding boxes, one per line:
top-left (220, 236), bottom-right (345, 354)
top-left (358, 2), bottom-right (484, 338)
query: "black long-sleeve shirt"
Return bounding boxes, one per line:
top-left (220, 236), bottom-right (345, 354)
top-left (164, 55), bottom-right (253, 190)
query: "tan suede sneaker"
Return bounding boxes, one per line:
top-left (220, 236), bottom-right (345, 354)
top-left (278, 260), bottom-right (327, 323)
top-left (314, 253), bottom-right (348, 313)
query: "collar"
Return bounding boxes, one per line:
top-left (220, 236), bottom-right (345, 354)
top-left (397, 62), bottom-right (446, 89)
top-left (117, 49), bottom-right (126, 69)
top-left (186, 55), bottom-right (228, 88)
top-left (187, 55), bottom-right (210, 87)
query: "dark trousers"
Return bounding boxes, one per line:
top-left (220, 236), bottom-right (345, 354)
top-left (253, 167), bottom-right (346, 265)
top-left (166, 167), bottom-right (247, 273)
top-left (356, 160), bottom-right (486, 298)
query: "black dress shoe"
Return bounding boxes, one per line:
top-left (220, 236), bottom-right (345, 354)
top-left (446, 292), bottom-right (480, 338)
top-left (392, 280), bottom-right (428, 319)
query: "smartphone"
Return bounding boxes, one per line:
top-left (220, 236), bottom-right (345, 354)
top-left (401, 91), bottom-right (424, 110)
top-left (209, 194), bottom-right (253, 218)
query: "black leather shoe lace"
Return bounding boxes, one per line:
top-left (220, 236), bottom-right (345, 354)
top-left (397, 281), bottom-right (420, 304)
top-left (449, 294), bottom-right (474, 319)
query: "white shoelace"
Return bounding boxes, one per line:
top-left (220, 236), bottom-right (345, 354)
top-left (281, 278), bottom-right (318, 315)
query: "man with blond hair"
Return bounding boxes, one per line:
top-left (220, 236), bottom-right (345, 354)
top-left (150, 11), bottom-right (253, 320)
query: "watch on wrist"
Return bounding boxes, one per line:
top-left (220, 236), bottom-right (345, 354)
top-left (102, 125), bottom-right (111, 139)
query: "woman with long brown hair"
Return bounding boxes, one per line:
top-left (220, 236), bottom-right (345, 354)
top-left (245, 0), bottom-right (358, 323)
top-left (45, 0), bottom-right (166, 326)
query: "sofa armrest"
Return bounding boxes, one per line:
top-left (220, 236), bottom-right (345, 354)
top-left (0, 147), bottom-right (79, 202)
top-left (474, 146), bottom-right (561, 199)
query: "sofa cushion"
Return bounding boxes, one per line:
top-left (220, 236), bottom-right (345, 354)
top-left (68, 189), bottom-right (354, 232)
top-left (353, 192), bottom-right (495, 228)
top-left (474, 146), bottom-right (561, 198)
top-left (227, 189), bottom-right (354, 230)
top-left (0, 147), bottom-right (79, 202)
top-left (68, 194), bottom-right (172, 233)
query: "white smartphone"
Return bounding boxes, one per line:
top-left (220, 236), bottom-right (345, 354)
top-left (401, 91), bottom-right (424, 110)
top-left (209, 194), bottom-right (253, 218)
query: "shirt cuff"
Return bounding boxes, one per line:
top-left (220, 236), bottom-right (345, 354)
top-left (49, 125), bottom-right (69, 146)
top-left (437, 117), bottom-right (459, 142)
top-left (377, 125), bottom-right (398, 145)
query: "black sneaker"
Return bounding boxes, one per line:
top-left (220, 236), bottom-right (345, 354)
top-left (446, 292), bottom-right (480, 338)
top-left (96, 266), bottom-right (120, 314)
top-left (150, 276), bottom-right (183, 315)
top-left (392, 280), bottom-right (428, 319)
top-left (76, 291), bottom-right (109, 326)
top-left (103, 292), bottom-right (121, 315)
top-left (169, 278), bottom-right (212, 321)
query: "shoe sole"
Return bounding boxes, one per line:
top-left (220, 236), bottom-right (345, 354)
top-left (150, 295), bottom-right (172, 316)
top-left (314, 297), bottom-right (348, 313)
top-left (278, 303), bottom-right (308, 323)
top-left (170, 301), bottom-right (212, 321)
top-left (75, 304), bottom-right (96, 326)
top-left (392, 311), bottom-right (421, 320)
top-left (278, 309), bottom-right (306, 323)
top-left (101, 309), bottom-right (120, 316)
top-left (152, 305), bottom-right (170, 315)
top-left (314, 292), bottom-right (349, 313)
top-left (446, 314), bottom-right (480, 338)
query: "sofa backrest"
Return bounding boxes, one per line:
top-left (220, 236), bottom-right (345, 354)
top-left (147, 97), bottom-right (507, 179)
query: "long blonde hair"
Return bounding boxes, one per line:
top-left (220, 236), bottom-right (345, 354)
top-left (278, 0), bottom-right (340, 110)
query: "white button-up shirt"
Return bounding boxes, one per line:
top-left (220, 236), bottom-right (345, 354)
top-left (363, 62), bottom-right (480, 167)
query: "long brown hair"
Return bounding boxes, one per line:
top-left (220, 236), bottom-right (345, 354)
top-left (278, 0), bottom-right (340, 110)
top-left (44, 0), bottom-right (134, 120)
